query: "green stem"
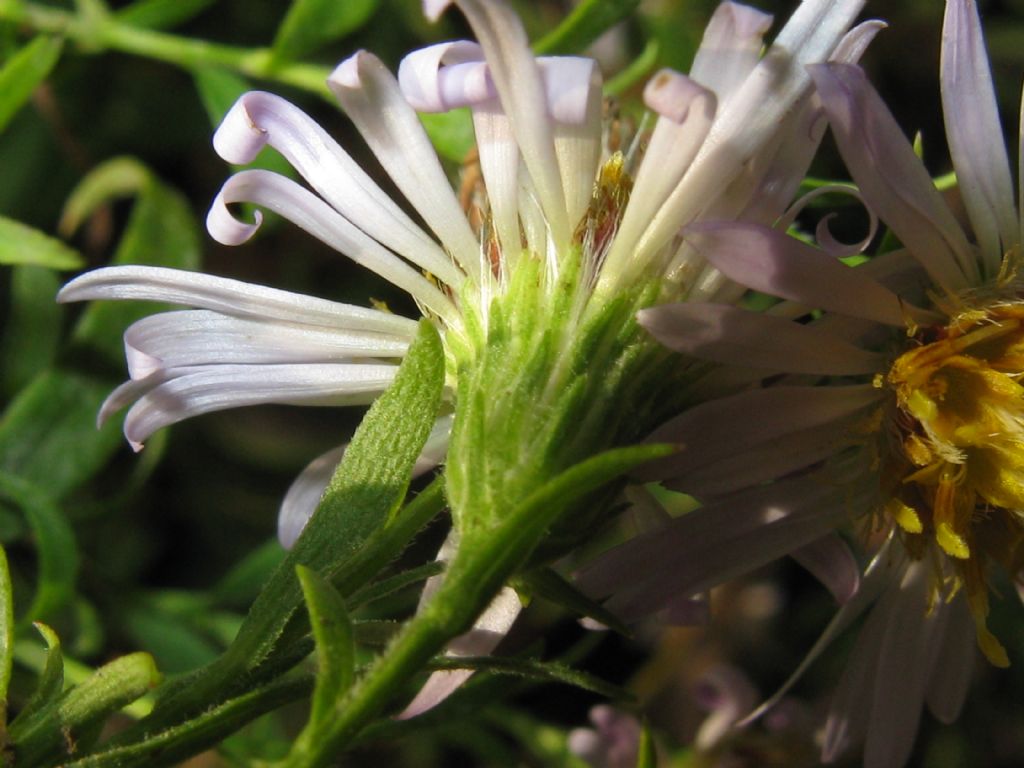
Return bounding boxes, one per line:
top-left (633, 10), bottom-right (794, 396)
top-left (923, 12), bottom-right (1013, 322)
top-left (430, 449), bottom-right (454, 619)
top-left (1, 1), bottom-right (332, 95)
top-left (281, 538), bottom-right (503, 768)
top-left (282, 443), bottom-right (672, 766)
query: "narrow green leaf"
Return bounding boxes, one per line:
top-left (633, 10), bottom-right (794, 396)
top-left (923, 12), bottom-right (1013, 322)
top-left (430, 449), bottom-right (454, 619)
top-left (347, 560), bottom-right (444, 609)
top-left (0, 371), bottom-right (123, 499)
top-left (533, 0), bottom-right (640, 55)
top-left (428, 655), bottom-right (631, 701)
top-left (11, 652), bottom-right (161, 766)
top-left (0, 216), bottom-right (82, 269)
top-left (495, 442), bottom-right (677, 567)
top-left (420, 109), bottom-right (474, 163)
top-left (0, 36), bottom-right (62, 134)
top-left (114, 0), bottom-right (216, 29)
top-left (271, 0), bottom-right (379, 64)
top-left (70, 164), bottom-right (202, 365)
top-left (223, 321), bottom-right (445, 671)
top-left (0, 472), bottom-right (78, 623)
top-left (9, 622), bottom-right (65, 732)
top-left (0, 266), bottom-right (61, 397)
top-left (58, 157), bottom-right (151, 237)
top-left (296, 565), bottom-right (354, 725)
top-left (636, 722), bottom-right (656, 768)
top-left (61, 676), bottom-right (311, 768)
top-left (518, 567), bottom-right (630, 637)
top-left (0, 546), bottom-right (12, 726)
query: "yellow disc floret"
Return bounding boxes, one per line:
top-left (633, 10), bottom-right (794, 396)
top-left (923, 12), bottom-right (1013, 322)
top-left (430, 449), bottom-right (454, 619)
top-left (884, 303), bottom-right (1024, 667)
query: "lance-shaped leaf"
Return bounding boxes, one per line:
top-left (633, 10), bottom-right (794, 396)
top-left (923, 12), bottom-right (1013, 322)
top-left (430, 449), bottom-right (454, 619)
top-left (271, 0), bottom-right (379, 65)
top-left (10, 652), bottom-right (161, 765)
top-left (534, 0), bottom-right (641, 55)
top-left (10, 623), bottom-right (65, 731)
top-left (114, 0), bottom-right (217, 29)
top-left (221, 319), bottom-right (445, 673)
top-left (636, 723), bottom-right (656, 768)
top-left (0, 217), bottom-right (82, 270)
top-left (427, 656), bottom-right (630, 701)
top-left (296, 565), bottom-right (354, 725)
top-left (0, 372), bottom-right (123, 501)
top-left (0, 472), bottom-right (78, 624)
top-left (517, 568), bottom-right (630, 637)
top-left (1, 266), bottom-right (61, 397)
top-left (0, 36), bottom-right (63, 134)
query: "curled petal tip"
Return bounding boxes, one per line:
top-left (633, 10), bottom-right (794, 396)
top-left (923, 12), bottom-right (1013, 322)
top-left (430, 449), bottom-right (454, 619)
top-left (398, 42), bottom-right (491, 112)
top-left (422, 0), bottom-right (453, 22)
top-left (206, 189), bottom-right (263, 246)
top-left (329, 52), bottom-right (365, 90)
top-left (538, 57), bottom-right (599, 124)
top-left (643, 69), bottom-right (715, 124)
top-left (212, 93), bottom-right (270, 165)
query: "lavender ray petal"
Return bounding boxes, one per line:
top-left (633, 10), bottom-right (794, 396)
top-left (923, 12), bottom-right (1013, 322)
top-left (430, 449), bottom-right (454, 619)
top-left (811, 62), bottom-right (976, 291)
top-left (686, 221), bottom-right (915, 324)
top-left (640, 302), bottom-right (884, 375)
top-left (942, 0), bottom-right (1017, 276)
top-left (790, 533), bottom-right (861, 604)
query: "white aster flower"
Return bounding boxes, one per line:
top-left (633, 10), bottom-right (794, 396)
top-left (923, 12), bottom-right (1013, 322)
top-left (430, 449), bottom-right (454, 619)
top-left (580, 1), bottom-right (1023, 765)
top-left (60, 0), bottom-right (870, 549)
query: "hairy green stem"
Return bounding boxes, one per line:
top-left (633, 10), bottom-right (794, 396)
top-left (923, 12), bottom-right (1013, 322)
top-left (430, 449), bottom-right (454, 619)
top-left (279, 535), bottom-right (505, 768)
top-left (1, 1), bottom-right (332, 95)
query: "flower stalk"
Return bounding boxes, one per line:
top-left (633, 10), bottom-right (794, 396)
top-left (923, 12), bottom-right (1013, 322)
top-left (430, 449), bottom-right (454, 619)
top-left (0, 1), bottom-right (333, 95)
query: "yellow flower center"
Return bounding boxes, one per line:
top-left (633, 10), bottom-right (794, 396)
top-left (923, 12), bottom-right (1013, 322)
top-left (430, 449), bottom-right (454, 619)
top-left (884, 304), bottom-right (1024, 667)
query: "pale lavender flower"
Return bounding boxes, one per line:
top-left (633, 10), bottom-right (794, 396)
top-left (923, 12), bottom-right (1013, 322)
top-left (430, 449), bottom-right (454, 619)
top-left (59, 0), bottom-right (872, 717)
top-left (580, 0), bottom-right (1023, 765)
top-left (568, 705), bottom-right (643, 768)
top-left (60, 0), bottom-right (871, 540)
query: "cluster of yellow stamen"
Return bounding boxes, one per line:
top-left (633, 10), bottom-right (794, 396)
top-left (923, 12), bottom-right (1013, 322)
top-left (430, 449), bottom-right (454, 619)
top-left (881, 303), bottom-right (1024, 666)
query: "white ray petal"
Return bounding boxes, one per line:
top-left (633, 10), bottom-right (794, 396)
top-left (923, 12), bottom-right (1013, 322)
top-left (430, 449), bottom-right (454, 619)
top-left (398, 41), bottom-right (491, 112)
top-left (925, 595), bottom-right (975, 724)
top-left (634, 384), bottom-right (880, 482)
top-left (121, 363), bottom-right (397, 451)
top-left (208, 170), bottom-right (459, 322)
top-left (605, 73), bottom-right (716, 276)
top-left (811, 63), bottom-right (977, 291)
top-left (790, 533), bottom-right (861, 604)
top-left (434, 0), bottom-right (570, 248)
top-left (329, 51), bottom-right (483, 281)
top-left (544, 57), bottom-right (602, 229)
top-left (472, 102), bottom-right (522, 263)
top-left (213, 92), bottom-right (463, 287)
top-left (690, 2), bottom-right (774, 105)
top-left (610, 0), bottom-right (867, 283)
top-left (400, 584), bottom-right (521, 718)
top-left (123, 310), bottom-right (409, 379)
top-left (58, 265), bottom-right (418, 336)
